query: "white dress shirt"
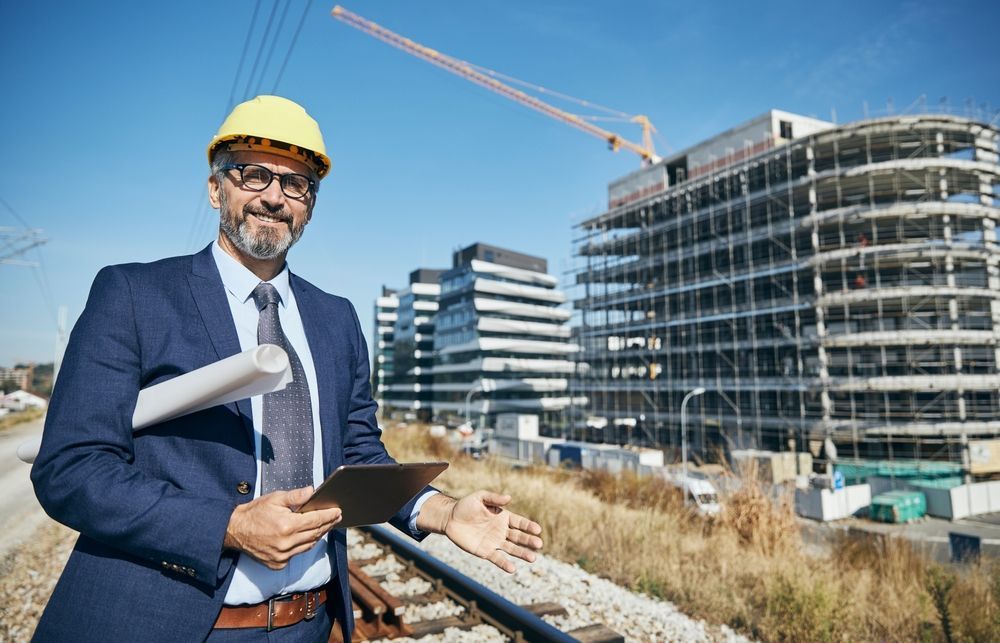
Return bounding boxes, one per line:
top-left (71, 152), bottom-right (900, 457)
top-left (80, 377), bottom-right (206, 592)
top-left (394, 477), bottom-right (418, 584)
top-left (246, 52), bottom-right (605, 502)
top-left (213, 242), bottom-right (434, 605)
top-left (214, 242), bottom-right (331, 605)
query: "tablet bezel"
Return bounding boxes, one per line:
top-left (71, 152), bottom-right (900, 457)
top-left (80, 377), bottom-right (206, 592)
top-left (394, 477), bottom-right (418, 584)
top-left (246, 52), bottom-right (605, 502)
top-left (295, 461), bottom-right (448, 527)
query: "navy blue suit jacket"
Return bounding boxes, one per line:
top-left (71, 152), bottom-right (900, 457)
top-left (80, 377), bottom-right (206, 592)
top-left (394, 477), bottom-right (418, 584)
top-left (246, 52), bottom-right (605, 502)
top-left (30, 245), bottom-right (423, 642)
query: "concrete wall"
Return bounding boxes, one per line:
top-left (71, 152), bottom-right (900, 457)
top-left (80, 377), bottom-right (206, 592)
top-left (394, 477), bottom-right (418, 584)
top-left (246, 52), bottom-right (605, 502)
top-left (795, 484), bottom-right (871, 521)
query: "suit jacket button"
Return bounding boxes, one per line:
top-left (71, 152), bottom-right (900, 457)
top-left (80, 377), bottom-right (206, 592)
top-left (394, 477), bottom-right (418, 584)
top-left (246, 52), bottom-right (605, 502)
top-left (237, 481), bottom-right (251, 495)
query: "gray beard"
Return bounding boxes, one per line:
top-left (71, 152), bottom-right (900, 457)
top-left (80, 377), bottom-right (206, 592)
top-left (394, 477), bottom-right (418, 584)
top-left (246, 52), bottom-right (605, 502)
top-left (218, 192), bottom-right (303, 260)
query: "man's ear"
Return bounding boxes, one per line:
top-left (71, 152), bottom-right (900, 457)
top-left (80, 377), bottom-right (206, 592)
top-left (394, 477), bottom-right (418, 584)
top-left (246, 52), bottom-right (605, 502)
top-left (208, 175), bottom-right (221, 209)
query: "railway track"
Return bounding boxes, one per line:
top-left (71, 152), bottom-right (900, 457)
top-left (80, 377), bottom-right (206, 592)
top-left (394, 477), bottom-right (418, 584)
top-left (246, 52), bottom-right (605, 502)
top-left (330, 525), bottom-right (625, 643)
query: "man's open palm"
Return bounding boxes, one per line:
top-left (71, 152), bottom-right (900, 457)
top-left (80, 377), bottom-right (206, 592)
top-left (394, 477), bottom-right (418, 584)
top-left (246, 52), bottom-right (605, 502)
top-left (443, 491), bottom-right (543, 573)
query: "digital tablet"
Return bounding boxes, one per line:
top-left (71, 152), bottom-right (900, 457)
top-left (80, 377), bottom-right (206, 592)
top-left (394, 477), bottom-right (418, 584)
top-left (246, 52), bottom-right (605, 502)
top-left (296, 462), bottom-right (449, 527)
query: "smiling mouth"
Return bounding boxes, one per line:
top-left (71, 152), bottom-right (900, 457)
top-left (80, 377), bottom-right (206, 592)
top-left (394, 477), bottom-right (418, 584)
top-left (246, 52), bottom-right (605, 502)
top-left (247, 210), bottom-right (290, 225)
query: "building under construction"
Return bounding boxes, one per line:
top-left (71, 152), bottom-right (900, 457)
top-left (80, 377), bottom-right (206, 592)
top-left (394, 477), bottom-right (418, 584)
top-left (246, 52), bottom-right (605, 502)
top-left (571, 110), bottom-right (1000, 468)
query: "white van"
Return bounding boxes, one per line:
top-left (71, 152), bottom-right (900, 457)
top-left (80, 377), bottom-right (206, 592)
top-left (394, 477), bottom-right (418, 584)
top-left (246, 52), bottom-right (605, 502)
top-left (683, 477), bottom-right (722, 516)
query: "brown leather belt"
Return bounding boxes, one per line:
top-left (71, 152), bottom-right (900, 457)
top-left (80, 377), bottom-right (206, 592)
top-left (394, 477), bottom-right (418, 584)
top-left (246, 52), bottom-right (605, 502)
top-left (215, 589), bottom-right (327, 631)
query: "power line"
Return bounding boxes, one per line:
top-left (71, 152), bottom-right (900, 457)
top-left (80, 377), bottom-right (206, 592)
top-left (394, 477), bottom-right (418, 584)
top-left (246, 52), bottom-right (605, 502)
top-left (185, 185), bottom-right (210, 252)
top-left (0, 197), bottom-right (46, 265)
top-left (192, 1), bottom-right (264, 251)
top-left (0, 196), bottom-right (32, 228)
top-left (272, 0), bottom-right (312, 93)
top-left (0, 197), bottom-right (57, 325)
top-left (241, 0), bottom-right (282, 101)
top-left (31, 251), bottom-right (58, 327)
top-left (252, 0), bottom-right (293, 96)
top-left (192, 0), bottom-right (312, 251)
top-left (225, 0), bottom-right (263, 112)
top-left (195, 199), bottom-right (218, 252)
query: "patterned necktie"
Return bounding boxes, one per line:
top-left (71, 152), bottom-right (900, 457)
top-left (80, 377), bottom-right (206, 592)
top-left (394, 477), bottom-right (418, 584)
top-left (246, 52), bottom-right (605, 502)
top-left (252, 282), bottom-right (314, 494)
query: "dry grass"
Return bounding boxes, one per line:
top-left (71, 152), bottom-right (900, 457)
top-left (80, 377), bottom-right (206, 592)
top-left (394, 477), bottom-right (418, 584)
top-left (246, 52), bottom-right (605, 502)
top-left (382, 422), bottom-right (1000, 642)
top-left (0, 407), bottom-right (44, 432)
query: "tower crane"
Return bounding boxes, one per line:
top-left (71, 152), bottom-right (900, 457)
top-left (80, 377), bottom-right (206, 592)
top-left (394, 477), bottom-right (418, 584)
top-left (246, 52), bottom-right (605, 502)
top-left (331, 5), bottom-right (661, 165)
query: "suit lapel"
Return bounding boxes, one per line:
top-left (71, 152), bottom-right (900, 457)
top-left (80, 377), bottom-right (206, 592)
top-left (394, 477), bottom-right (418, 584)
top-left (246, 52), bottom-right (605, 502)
top-left (188, 244), bottom-right (254, 431)
top-left (292, 273), bottom-right (339, 475)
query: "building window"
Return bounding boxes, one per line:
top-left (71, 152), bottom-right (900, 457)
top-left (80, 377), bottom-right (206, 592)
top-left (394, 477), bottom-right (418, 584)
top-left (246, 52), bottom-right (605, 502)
top-left (779, 120), bottom-right (793, 139)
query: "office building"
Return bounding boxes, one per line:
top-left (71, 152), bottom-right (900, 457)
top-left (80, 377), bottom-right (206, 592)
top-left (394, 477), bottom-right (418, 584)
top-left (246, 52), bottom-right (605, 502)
top-left (430, 243), bottom-right (580, 430)
top-left (382, 269), bottom-right (444, 419)
top-left (371, 286), bottom-right (398, 404)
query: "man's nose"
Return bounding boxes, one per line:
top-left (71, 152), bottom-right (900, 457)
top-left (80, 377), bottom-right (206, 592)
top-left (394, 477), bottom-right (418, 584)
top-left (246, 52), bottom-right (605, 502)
top-left (259, 178), bottom-right (287, 210)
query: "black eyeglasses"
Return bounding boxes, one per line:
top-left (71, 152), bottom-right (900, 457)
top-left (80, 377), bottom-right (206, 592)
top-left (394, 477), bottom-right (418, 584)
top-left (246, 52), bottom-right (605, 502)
top-left (220, 163), bottom-right (317, 198)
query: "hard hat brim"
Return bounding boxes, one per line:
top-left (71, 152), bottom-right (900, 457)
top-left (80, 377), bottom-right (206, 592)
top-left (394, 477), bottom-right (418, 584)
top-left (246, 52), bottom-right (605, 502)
top-left (208, 135), bottom-right (332, 179)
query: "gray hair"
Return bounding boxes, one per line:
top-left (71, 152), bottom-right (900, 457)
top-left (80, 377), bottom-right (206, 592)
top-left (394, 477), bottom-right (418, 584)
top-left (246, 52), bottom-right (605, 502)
top-left (210, 148), bottom-right (235, 177)
top-left (210, 147), bottom-right (319, 184)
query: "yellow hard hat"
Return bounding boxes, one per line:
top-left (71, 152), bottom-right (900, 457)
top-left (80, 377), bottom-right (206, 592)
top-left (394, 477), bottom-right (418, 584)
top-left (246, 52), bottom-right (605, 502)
top-left (208, 95), bottom-right (331, 179)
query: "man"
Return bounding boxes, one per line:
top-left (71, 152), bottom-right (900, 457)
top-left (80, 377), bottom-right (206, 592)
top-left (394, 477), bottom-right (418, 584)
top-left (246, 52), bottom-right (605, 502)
top-left (31, 95), bottom-right (543, 642)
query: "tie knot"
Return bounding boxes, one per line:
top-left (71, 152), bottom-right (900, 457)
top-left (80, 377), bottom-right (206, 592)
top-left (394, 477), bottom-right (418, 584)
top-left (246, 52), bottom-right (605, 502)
top-left (252, 282), bottom-right (281, 311)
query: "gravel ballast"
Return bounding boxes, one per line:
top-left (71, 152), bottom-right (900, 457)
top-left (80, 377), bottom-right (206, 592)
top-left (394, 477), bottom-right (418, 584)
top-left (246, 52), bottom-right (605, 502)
top-left (3, 521), bottom-right (750, 642)
top-left (407, 532), bottom-right (750, 643)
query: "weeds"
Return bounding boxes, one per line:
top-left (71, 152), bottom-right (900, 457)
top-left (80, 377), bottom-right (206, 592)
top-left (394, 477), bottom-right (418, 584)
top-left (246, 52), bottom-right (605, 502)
top-left (722, 479), bottom-right (798, 555)
top-left (381, 422), bottom-right (1000, 642)
top-left (926, 566), bottom-right (956, 643)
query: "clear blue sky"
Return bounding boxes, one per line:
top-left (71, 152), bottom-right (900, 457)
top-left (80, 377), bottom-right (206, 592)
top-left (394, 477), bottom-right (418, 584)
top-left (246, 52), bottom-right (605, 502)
top-left (1, 0), bottom-right (998, 366)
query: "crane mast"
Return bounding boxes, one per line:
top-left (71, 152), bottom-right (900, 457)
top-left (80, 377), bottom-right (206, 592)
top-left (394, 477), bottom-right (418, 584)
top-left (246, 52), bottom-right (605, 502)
top-left (331, 5), bottom-right (660, 164)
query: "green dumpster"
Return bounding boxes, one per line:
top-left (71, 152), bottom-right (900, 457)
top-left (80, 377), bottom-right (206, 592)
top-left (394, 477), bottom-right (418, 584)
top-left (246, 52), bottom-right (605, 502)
top-left (869, 490), bottom-right (927, 523)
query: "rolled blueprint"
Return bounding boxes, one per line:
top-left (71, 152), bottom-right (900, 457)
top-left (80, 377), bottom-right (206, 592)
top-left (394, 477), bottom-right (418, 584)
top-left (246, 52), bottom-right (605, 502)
top-left (17, 344), bottom-right (291, 464)
top-left (132, 344), bottom-right (291, 429)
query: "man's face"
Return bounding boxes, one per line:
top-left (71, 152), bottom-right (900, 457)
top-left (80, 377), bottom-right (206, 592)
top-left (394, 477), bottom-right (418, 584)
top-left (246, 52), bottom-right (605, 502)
top-left (209, 150), bottom-right (316, 261)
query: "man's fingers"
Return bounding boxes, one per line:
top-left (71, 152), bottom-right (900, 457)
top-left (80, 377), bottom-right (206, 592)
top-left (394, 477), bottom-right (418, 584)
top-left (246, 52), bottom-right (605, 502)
top-left (303, 510), bottom-right (342, 539)
top-left (508, 512), bottom-right (541, 534)
top-left (498, 541), bottom-right (537, 563)
top-left (273, 512), bottom-right (341, 554)
top-left (286, 485), bottom-right (315, 508)
top-left (261, 486), bottom-right (314, 508)
top-left (507, 512), bottom-right (542, 536)
top-left (507, 528), bottom-right (543, 551)
top-left (300, 506), bottom-right (342, 529)
top-left (262, 538), bottom-right (323, 568)
top-left (485, 548), bottom-right (516, 574)
top-left (479, 491), bottom-right (512, 508)
top-left (281, 509), bottom-right (341, 547)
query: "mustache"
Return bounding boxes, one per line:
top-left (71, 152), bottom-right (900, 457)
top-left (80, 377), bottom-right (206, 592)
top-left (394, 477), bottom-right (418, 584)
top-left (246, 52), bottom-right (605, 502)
top-left (244, 204), bottom-right (292, 224)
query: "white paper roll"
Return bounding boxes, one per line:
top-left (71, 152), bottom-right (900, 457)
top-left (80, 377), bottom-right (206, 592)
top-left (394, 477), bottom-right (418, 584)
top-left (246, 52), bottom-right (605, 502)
top-left (18, 345), bottom-right (291, 464)
top-left (17, 439), bottom-right (41, 464)
top-left (132, 344), bottom-right (291, 429)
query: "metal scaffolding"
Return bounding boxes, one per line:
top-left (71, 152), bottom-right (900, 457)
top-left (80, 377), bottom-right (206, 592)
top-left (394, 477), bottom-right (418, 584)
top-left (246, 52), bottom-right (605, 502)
top-left (570, 112), bottom-right (1000, 470)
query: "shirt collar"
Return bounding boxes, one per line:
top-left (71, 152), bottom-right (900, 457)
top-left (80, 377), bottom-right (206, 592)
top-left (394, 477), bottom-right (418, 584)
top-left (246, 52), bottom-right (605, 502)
top-left (211, 240), bottom-right (291, 308)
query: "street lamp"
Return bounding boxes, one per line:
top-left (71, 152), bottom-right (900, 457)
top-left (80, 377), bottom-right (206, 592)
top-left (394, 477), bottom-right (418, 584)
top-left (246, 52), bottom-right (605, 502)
top-left (681, 386), bottom-right (706, 507)
top-left (464, 379), bottom-right (498, 429)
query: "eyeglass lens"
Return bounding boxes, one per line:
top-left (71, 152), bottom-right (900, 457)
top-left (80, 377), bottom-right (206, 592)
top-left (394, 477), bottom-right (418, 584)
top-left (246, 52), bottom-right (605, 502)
top-left (241, 165), bottom-right (311, 198)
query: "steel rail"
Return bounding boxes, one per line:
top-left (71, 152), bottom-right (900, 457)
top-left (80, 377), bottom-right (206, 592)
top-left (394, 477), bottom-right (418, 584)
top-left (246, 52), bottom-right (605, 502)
top-left (364, 524), bottom-right (576, 643)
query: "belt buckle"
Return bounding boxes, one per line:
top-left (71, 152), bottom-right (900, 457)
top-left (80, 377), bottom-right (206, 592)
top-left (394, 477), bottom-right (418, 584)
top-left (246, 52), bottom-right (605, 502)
top-left (266, 597), bottom-right (277, 632)
top-left (304, 591), bottom-right (317, 621)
